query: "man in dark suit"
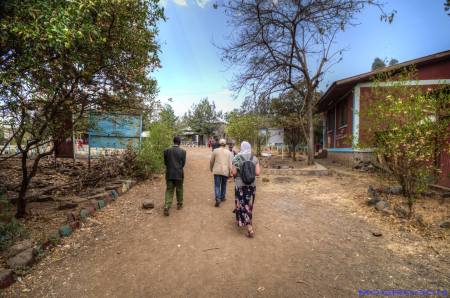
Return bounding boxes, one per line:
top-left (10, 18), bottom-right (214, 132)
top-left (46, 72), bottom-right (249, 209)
top-left (163, 136), bottom-right (186, 216)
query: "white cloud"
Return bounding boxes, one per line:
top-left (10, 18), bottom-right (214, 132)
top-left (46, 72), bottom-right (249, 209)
top-left (173, 0), bottom-right (188, 6)
top-left (159, 0), bottom-right (168, 7)
top-left (195, 0), bottom-right (210, 8)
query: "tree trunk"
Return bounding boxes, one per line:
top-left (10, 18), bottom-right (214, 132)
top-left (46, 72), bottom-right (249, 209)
top-left (306, 94), bottom-right (315, 165)
top-left (292, 146), bottom-right (296, 161)
top-left (16, 152), bottom-right (29, 218)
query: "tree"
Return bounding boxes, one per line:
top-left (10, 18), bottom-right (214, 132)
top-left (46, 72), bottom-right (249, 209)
top-left (372, 57), bottom-right (398, 70)
top-left (371, 57), bottom-right (386, 70)
top-left (388, 58), bottom-right (399, 66)
top-left (0, 0), bottom-right (164, 218)
top-left (226, 112), bottom-right (265, 156)
top-left (270, 92), bottom-right (306, 161)
top-left (185, 98), bottom-right (219, 137)
top-left (219, 0), bottom-right (394, 165)
top-left (159, 104), bottom-right (179, 134)
top-left (445, 0), bottom-right (450, 15)
top-left (360, 68), bottom-right (450, 215)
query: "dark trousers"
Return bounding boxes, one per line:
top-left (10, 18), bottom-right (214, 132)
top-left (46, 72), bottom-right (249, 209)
top-left (165, 179), bottom-right (183, 209)
top-left (214, 175), bottom-right (228, 202)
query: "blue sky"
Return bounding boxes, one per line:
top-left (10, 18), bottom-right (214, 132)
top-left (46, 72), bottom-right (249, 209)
top-left (154, 0), bottom-right (450, 116)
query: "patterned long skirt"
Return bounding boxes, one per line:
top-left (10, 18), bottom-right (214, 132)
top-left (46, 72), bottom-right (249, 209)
top-left (235, 186), bottom-right (256, 226)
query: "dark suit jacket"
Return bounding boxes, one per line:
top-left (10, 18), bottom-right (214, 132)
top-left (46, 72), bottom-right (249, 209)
top-left (164, 145), bottom-right (186, 180)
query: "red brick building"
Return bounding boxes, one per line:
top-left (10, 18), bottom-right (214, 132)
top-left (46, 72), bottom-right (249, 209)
top-left (316, 50), bottom-right (450, 188)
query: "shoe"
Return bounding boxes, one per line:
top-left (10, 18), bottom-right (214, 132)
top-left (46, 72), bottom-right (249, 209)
top-left (177, 204), bottom-right (183, 210)
top-left (221, 198), bottom-right (226, 202)
top-left (215, 201), bottom-right (220, 207)
top-left (164, 208), bottom-right (170, 216)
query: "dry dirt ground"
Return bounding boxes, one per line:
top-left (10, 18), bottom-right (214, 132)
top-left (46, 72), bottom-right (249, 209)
top-left (3, 148), bottom-right (449, 298)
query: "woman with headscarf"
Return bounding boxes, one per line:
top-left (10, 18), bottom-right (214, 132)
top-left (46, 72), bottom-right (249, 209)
top-left (231, 141), bottom-right (261, 237)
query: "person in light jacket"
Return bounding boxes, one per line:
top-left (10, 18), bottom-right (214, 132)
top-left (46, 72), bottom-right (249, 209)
top-left (210, 138), bottom-right (232, 207)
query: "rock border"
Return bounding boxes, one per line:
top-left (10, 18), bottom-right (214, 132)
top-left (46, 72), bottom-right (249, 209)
top-left (264, 162), bottom-right (330, 176)
top-left (0, 179), bottom-right (137, 289)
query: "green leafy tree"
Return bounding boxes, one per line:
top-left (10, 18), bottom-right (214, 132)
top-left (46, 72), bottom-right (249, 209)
top-left (226, 112), bottom-right (265, 156)
top-left (388, 58), bottom-right (399, 66)
top-left (270, 93), bottom-right (306, 161)
top-left (186, 98), bottom-right (218, 137)
top-left (137, 122), bottom-right (173, 177)
top-left (0, 0), bottom-right (164, 218)
top-left (159, 104), bottom-right (179, 134)
top-left (371, 57), bottom-right (386, 70)
top-left (372, 57), bottom-right (398, 70)
top-left (360, 68), bottom-right (450, 214)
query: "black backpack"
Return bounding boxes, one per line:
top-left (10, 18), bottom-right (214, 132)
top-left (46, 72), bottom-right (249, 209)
top-left (240, 155), bottom-right (256, 185)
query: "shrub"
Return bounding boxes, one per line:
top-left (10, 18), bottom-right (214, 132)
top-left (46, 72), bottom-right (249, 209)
top-left (361, 68), bottom-right (450, 214)
top-left (135, 122), bottom-right (173, 178)
top-left (0, 218), bottom-right (29, 251)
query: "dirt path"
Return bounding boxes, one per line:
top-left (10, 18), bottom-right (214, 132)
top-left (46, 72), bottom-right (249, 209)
top-left (4, 148), bottom-right (449, 297)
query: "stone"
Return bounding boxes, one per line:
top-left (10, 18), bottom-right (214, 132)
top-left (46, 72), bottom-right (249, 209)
top-left (439, 221), bottom-right (450, 229)
top-left (110, 189), bottom-right (119, 200)
top-left (58, 225), bottom-right (73, 237)
top-left (0, 269), bottom-right (14, 289)
top-left (375, 200), bottom-right (388, 211)
top-left (394, 205), bottom-right (410, 218)
top-left (367, 197), bottom-right (381, 206)
top-left (6, 248), bottom-right (35, 269)
top-left (58, 201), bottom-right (78, 210)
top-left (384, 186), bottom-right (403, 195)
top-left (103, 195), bottom-right (113, 204)
top-left (67, 211), bottom-right (79, 223)
top-left (372, 231), bottom-right (383, 237)
top-left (80, 209), bottom-right (89, 220)
top-left (367, 185), bottom-right (380, 199)
top-left (6, 239), bottom-right (33, 258)
top-left (69, 221), bottom-right (80, 230)
top-left (97, 199), bottom-right (106, 209)
top-left (142, 199), bottom-right (155, 209)
top-left (262, 177), bottom-right (270, 183)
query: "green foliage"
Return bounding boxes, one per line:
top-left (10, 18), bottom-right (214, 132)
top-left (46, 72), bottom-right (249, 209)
top-left (226, 112), bottom-right (266, 155)
top-left (371, 57), bottom-right (386, 70)
top-left (185, 98), bottom-right (219, 136)
top-left (0, 0), bottom-right (164, 217)
top-left (136, 122), bottom-right (173, 178)
top-left (388, 59), bottom-right (399, 66)
top-left (360, 68), bottom-right (450, 211)
top-left (159, 104), bottom-right (179, 134)
top-left (0, 127), bottom-right (4, 143)
top-left (372, 57), bottom-right (398, 70)
top-left (0, 218), bottom-right (29, 251)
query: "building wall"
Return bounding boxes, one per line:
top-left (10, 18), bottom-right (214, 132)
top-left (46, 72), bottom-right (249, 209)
top-left (327, 151), bottom-right (377, 167)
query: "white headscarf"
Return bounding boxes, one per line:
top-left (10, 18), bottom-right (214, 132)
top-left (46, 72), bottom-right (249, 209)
top-left (240, 141), bottom-right (252, 155)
